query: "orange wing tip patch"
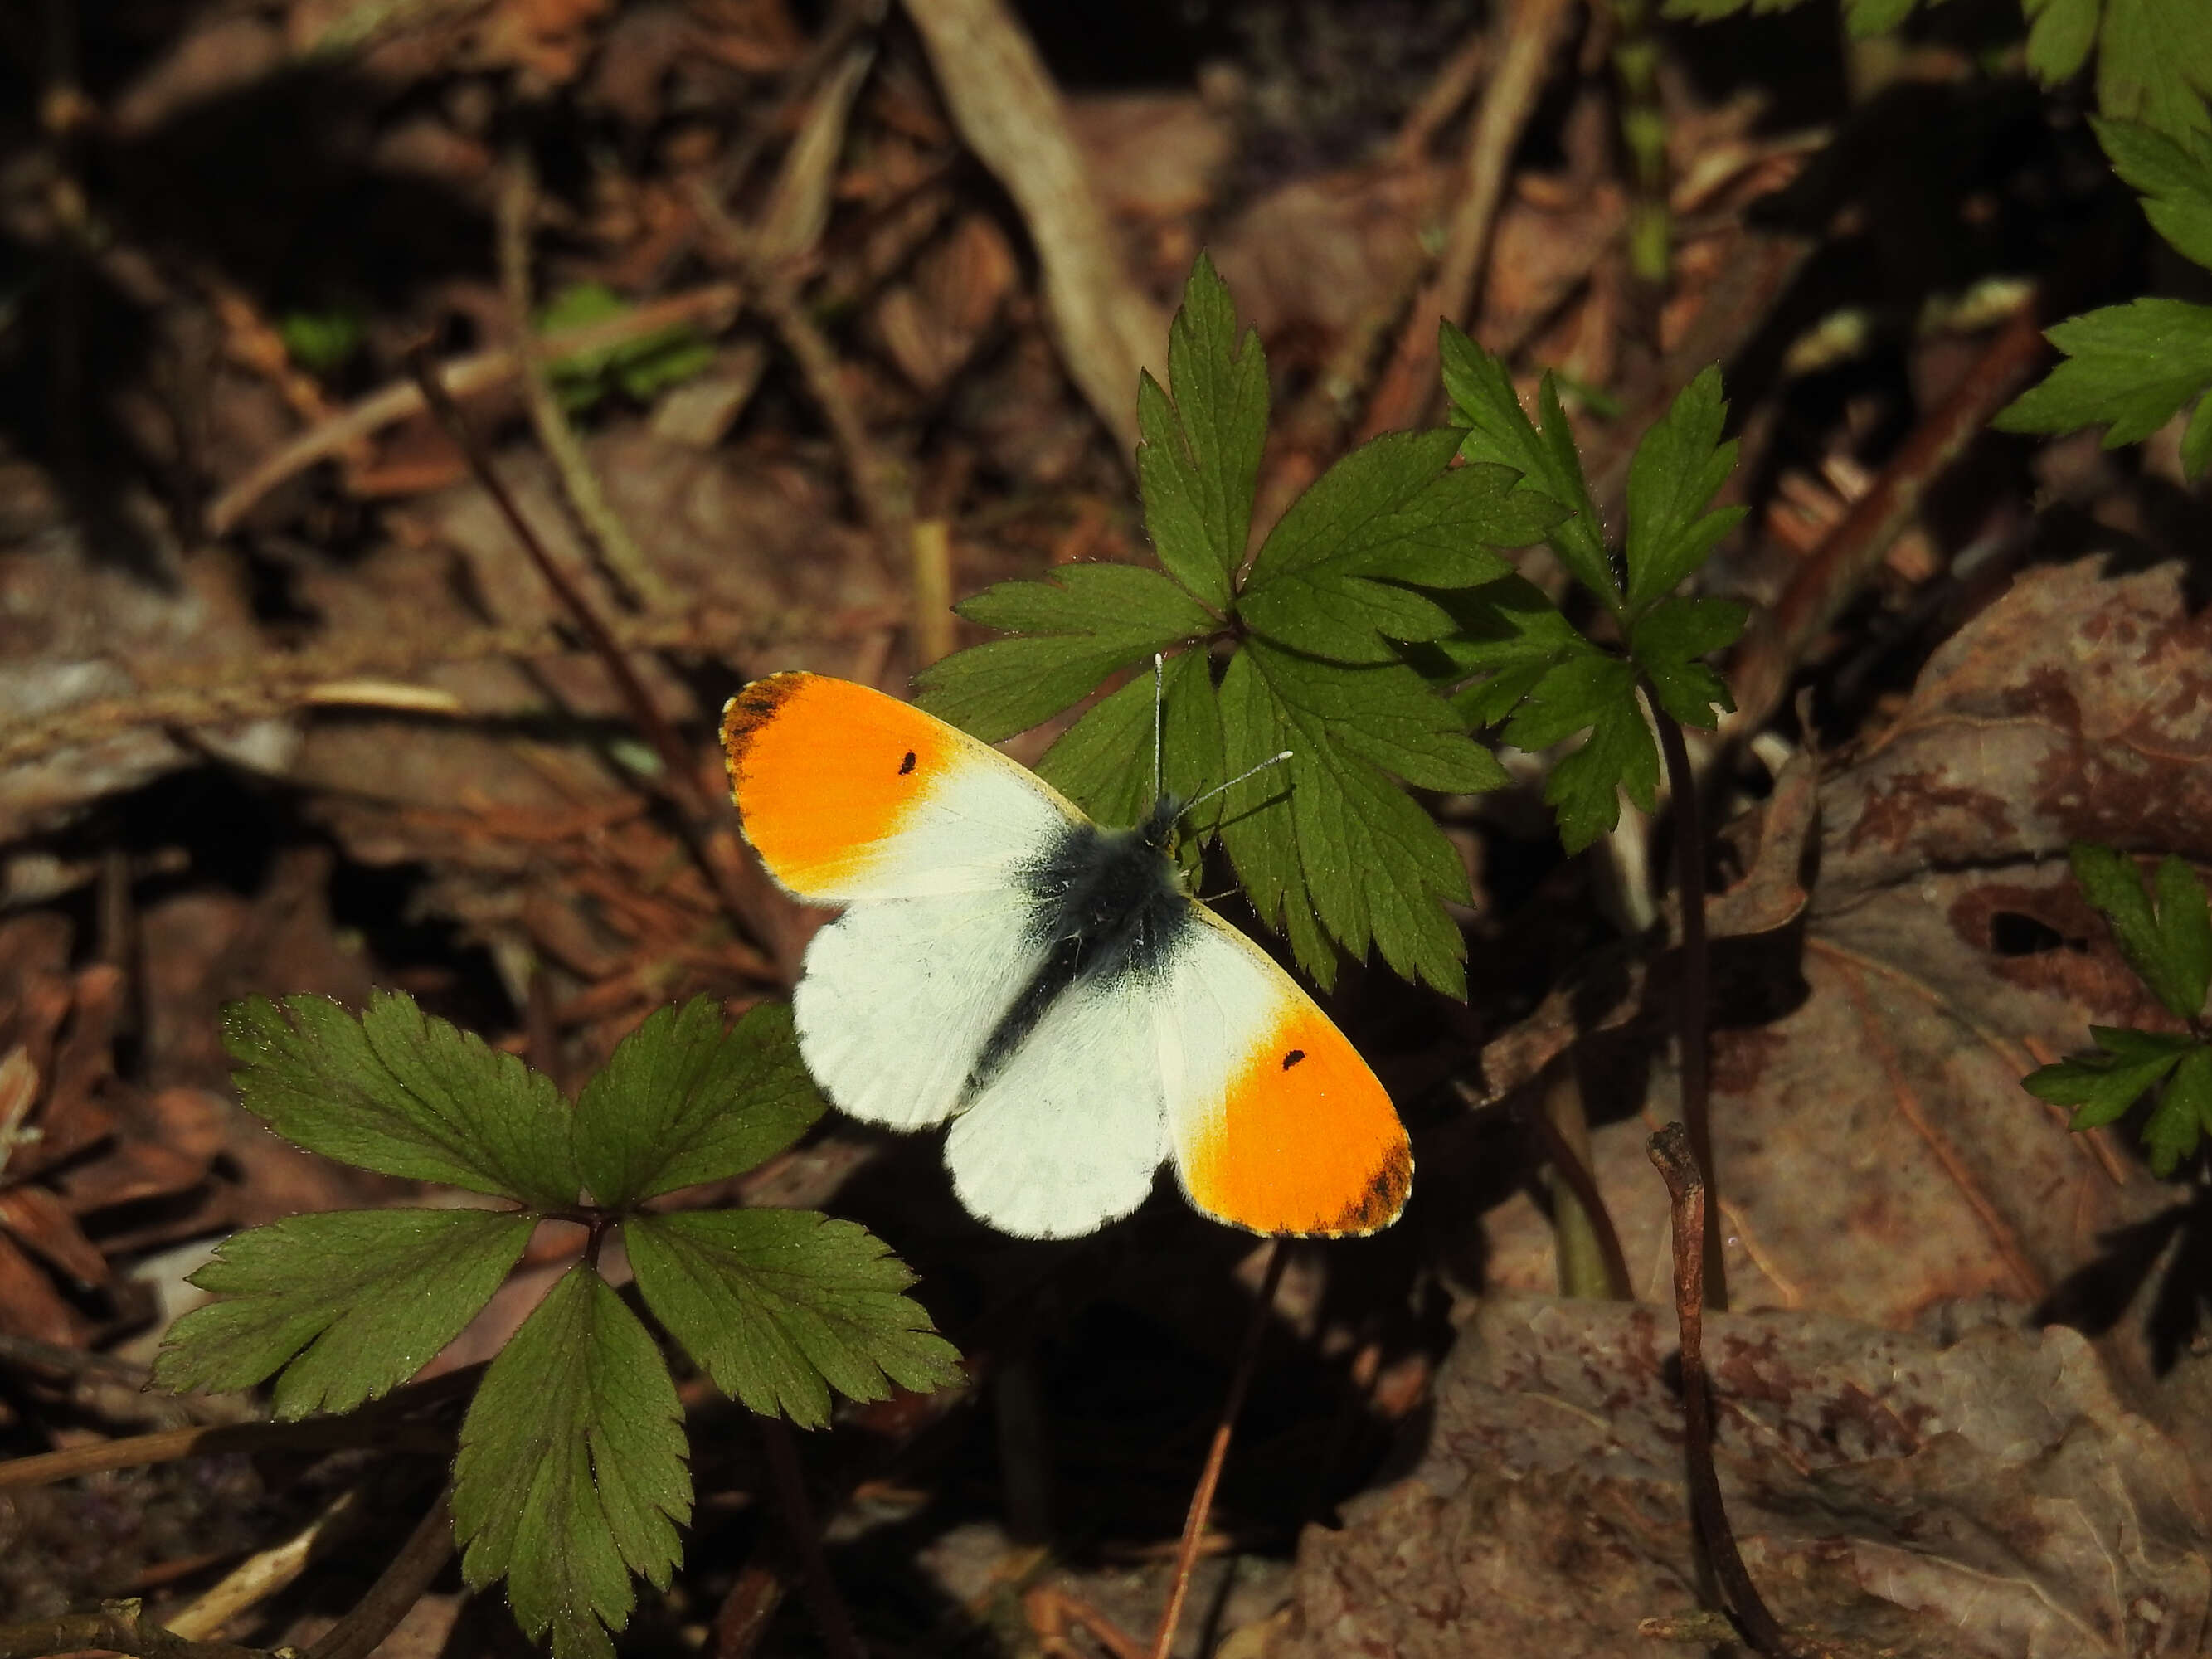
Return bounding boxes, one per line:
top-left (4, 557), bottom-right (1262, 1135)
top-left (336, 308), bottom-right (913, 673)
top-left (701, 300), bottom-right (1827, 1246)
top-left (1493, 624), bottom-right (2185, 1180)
top-left (722, 674), bottom-right (954, 900)
top-left (1182, 1010), bottom-right (1412, 1237)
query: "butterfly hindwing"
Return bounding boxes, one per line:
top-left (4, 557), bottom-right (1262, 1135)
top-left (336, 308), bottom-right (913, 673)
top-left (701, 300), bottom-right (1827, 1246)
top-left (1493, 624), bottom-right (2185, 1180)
top-left (945, 971), bottom-right (1170, 1239)
top-left (723, 672), bottom-right (1077, 904)
top-left (1159, 908), bottom-right (1411, 1236)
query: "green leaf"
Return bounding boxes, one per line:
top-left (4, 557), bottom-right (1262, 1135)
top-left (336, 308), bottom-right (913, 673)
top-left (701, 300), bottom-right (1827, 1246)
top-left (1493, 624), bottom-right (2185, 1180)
top-left (2025, 0), bottom-right (2100, 81)
top-left (151, 1208), bottom-right (532, 1418)
top-left (2068, 843), bottom-right (2212, 1019)
top-left (1502, 654), bottom-right (1655, 854)
top-left (280, 308), bottom-right (365, 373)
top-left (1844, 0), bottom-right (1918, 33)
top-left (2025, 1025), bottom-right (2193, 1127)
top-left (226, 992), bottom-right (579, 1209)
top-left (626, 1210), bottom-right (963, 1429)
top-left (1623, 367), bottom-right (1747, 607)
top-left (1035, 647), bottom-right (1226, 846)
top-left (2096, 117), bottom-right (2212, 270)
top-left (455, 1265), bottom-right (689, 1659)
top-left (2140, 1045), bottom-right (2212, 1174)
top-left (1239, 430), bottom-right (1553, 662)
top-left (571, 1000), bottom-right (824, 1209)
top-left (1136, 254), bottom-right (1270, 611)
top-left (1995, 299), bottom-right (2212, 469)
top-left (2154, 855), bottom-right (2212, 1017)
top-left (1417, 576), bottom-right (1602, 729)
top-left (1439, 323), bottom-right (1615, 611)
top-left (2093, 0), bottom-right (2212, 141)
top-left (1215, 644), bottom-right (1498, 993)
top-left (1628, 596), bottom-right (1749, 728)
top-left (540, 282), bottom-right (714, 410)
top-left (915, 564), bottom-right (1217, 741)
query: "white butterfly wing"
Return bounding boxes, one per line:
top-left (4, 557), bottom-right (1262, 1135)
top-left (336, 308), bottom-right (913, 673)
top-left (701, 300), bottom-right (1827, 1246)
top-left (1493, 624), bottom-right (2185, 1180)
top-left (943, 975), bottom-right (1169, 1238)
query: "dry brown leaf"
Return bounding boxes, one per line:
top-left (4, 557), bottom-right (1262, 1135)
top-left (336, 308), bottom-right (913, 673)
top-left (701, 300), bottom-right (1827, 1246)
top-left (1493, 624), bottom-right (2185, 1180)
top-left (1262, 1296), bottom-right (2210, 1659)
top-left (1481, 557), bottom-right (2212, 1326)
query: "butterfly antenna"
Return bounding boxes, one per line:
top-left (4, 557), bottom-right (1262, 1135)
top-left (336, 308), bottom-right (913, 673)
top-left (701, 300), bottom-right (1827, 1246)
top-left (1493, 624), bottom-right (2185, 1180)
top-left (1183, 750), bottom-right (1294, 820)
top-left (1152, 652), bottom-right (1166, 805)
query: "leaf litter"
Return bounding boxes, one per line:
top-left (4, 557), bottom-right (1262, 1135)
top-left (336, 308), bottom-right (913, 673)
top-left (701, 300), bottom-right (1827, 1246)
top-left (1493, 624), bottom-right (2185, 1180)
top-left (3, 1), bottom-right (2212, 1656)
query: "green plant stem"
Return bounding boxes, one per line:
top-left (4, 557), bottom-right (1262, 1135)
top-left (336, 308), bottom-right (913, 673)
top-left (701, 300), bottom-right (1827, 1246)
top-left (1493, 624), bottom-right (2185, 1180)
top-left (1532, 1063), bottom-right (1632, 1299)
top-left (1649, 694), bottom-right (1725, 1309)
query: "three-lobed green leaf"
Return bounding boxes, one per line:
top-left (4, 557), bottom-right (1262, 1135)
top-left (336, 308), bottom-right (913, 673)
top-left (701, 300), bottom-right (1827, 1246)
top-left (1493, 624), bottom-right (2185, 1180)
top-left (151, 1208), bottom-right (533, 1418)
top-left (227, 991), bottom-right (580, 1208)
top-left (627, 1209), bottom-right (963, 1428)
top-left (572, 1000), bottom-right (824, 1207)
top-left (1994, 297), bottom-right (2212, 479)
top-left (2066, 842), bottom-right (2212, 1021)
top-left (454, 1265), bottom-right (691, 1659)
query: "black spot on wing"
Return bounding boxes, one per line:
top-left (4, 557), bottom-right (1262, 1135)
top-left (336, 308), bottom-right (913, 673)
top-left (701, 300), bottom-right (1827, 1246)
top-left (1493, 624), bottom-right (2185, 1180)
top-left (1281, 1048), bottom-right (1306, 1069)
top-left (898, 750), bottom-right (917, 775)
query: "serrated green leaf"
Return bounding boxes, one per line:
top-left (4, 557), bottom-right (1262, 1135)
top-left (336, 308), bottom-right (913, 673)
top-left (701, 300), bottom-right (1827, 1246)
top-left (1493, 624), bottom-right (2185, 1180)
top-left (1239, 431), bottom-right (1552, 662)
top-left (1214, 644), bottom-right (1492, 994)
top-left (455, 1265), bottom-right (688, 1659)
top-left (626, 1210), bottom-right (962, 1428)
top-left (2152, 855), bottom-right (2212, 1017)
top-left (1439, 324), bottom-right (1615, 609)
top-left (1996, 299), bottom-right (2212, 458)
top-left (2096, 117), bottom-right (2212, 270)
top-left (1629, 596), bottom-right (1748, 728)
top-left (1036, 648), bottom-right (1225, 847)
top-left (1500, 655), bottom-right (1655, 854)
top-left (151, 1208), bottom-right (532, 1418)
top-left (1417, 576), bottom-right (1600, 729)
top-left (2025, 1039), bottom-right (2186, 1140)
top-left (916, 564), bottom-right (1217, 742)
top-left (2141, 1044), bottom-right (2212, 1173)
top-left (1136, 255), bottom-right (1269, 611)
top-left (1623, 367), bottom-right (1747, 606)
top-left (571, 1000), bottom-right (824, 1209)
top-left (2069, 842), bottom-right (2210, 1019)
top-left (1844, 0), bottom-right (1918, 33)
top-left (2094, 0), bottom-right (2212, 140)
top-left (226, 992), bottom-right (578, 1208)
top-left (2025, 0), bottom-right (2100, 80)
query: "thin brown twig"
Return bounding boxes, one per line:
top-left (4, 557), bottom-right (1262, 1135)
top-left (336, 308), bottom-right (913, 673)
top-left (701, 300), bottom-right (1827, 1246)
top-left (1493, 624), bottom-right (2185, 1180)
top-left (0, 601), bottom-right (854, 777)
top-left (1149, 1241), bottom-right (1288, 1659)
top-left (0, 1419), bottom-right (451, 1492)
top-left (757, 1417), bottom-right (867, 1659)
top-left (305, 1487), bottom-right (458, 1659)
top-left (496, 148), bottom-right (675, 611)
top-left (1646, 1124), bottom-right (1793, 1657)
top-left (1724, 299), bottom-right (2048, 735)
top-left (204, 283), bottom-right (744, 534)
top-left (1650, 698), bottom-right (1723, 1308)
top-left (1356, 0), bottom-right (1578, 440)
top-left (401, 347), bottom-right (801, 978)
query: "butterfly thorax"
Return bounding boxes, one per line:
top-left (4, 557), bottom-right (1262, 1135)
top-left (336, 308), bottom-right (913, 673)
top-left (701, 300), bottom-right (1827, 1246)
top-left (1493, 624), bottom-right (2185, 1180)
top-left (966, 816), bottom-right (1189, 1093)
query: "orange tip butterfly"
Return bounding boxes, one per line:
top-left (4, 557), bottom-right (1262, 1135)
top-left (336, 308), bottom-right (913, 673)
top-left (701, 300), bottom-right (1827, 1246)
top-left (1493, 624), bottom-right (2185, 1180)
top-left (721, 671), bottom-right (1411, 1239)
